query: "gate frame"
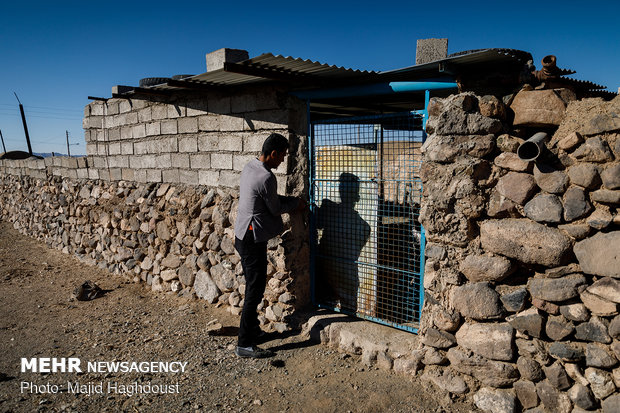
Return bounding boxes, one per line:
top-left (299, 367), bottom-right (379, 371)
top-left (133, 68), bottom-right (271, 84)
top-left (307, 90), bottom-right (431, 333)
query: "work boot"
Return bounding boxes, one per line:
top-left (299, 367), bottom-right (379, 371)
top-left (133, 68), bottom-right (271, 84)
top-left (235, 345), bottom-right (275, 359)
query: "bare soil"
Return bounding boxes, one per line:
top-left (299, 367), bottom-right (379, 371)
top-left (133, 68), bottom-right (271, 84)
top-left (0, 221), bottom-right (475, 413)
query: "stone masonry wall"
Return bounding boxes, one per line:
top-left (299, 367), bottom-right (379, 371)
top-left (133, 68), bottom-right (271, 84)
top-left (0, 88), bottom-right (310, 332)
top-left (417, 92), bottom-right (620, 412)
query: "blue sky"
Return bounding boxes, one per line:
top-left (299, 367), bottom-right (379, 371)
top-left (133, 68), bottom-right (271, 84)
top-left (1, 1), bottom-right (618, 156)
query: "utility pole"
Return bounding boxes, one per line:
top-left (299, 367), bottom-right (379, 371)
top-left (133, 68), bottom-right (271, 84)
top-left (0, 129), bottom-right (6, 153)
top-left (66, 130), bottom-right (70, 157)
top-left (13, 93), bottom-right (33, 155)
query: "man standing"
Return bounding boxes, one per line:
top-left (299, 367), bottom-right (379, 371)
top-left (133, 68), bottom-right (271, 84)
top-left (234, 133), bottom-right (303, 358)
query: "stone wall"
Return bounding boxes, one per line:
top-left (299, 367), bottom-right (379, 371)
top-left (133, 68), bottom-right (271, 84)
top-left (418, 92), bottom-right (620, 412)
top-left (0, 87), bottom-right (310, 332)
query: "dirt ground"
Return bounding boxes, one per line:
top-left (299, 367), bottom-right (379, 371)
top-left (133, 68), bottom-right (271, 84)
top-left (0, 221), bottom-right (476, 413)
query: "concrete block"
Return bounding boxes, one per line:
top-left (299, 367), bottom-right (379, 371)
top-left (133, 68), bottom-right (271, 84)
top-left (198, 115), bottom-right (220, 132)
top-left (133, 169), bottom-right (147, 183)
top-left (119, 100), bottom-right (132, 113)
top-left (179, 169), bottom-right (199, 186)
top-left (109, 142), bottom-right (121, 155)
top-left (156, 154), bottom-right (172, 169)
top-left (416, 38), bottom-right (448, 65)
top-left (121, 141), bottom-right (134, 155)
top-left (179, 136), bottom-right (198, 153)
top-left (61, 157), bottom-right (78, 168)
top-left (133, 155), bottom-right (155, 169)
top-left (211, 153), bottom-right (233, 170)
top-left (137, 107), bottom-right (152, 123)
top-left (134, 141), bottom-right (148, 155)
top-left (98, 169), bottom-right (110, 181)
top-left (231, 93), bottom-right (258, 114)
top-left (244, 133), bottom-right (268, 153)
top-left (256, 89), bottom-right (281, 111)
top-left (190, 154), bottom-right (211, 169)
top-left (109, 168), bottom-right (122, 181)
top-left (146, 169), bottom-right (162, 183)
top-left (129, 156), bottom-right (143, 169)
top-left (126, 112), bottom-right (138, 124)
top-left (162, 168), bottom-right (180, 183)
top-left (86, 116), bottom-right (103, 129)
top-left (121, 168), bottom-right (134, 181)
top-left (206, 48), bottom-right (248, 72)
top-left (152, 105), bottom-right (168, 120)
top-left (171, 153), bottom-right (190, 169)
top-left (88, 168), bottom-right (100, 180)
top-left (218, 134), bottom-right (243, 151)
top-left (131, 98), bottom-right (149, 110)
top-left (108, 155), bottom-right (129, 168)
top-left (77, 157), bottom-right (87, 168)
top-left (159, 136), bottom-right (178, 152)
top-left (76, 168), bottom-right (88, 179)
top-left (107, 114), bottom-right (120, 128)
top-left (167, 104), bottom-right (185, 118)
top-left (86, 143), bottom-right (97, 156)
top-left (133, 124), bottom-right (146, 139)
top-left (219, 114), bottom-right (245, 131)
top-left (96, 130), bottom-right (106, 142)
top-left (220, 170), bottom-right (240, 188)
top-left (199, 170), bottom-right (219, 186)
top-left (186, 99), bottom-right (209, 117)
top-left (244, 111), bottom-right (288, 131)
top-left (93, 156), bottom-right (107, 169)
top-left (178, 117), bottom-right (199, 134)
top-left (208, 94), bottom-right (231, 113)
top-left (106, 101), bottom-right (119, 115)
top-left (52, 157), bottom-right (62, 167)
top-left (120, 126), bottom-right (132, 140)
top-left (233, 154), bottom-right (255, 171)
top-left (64, 168), bottom-right (78, 179)
top-left (198, 134), bottom-right (219, 151)
top-left (146, 121), bottom-right (161, 136)
top-left (44, 157), bottom-right (54, 167)
top-left (84, 130), bottom-right (92, 142)
top-left (108, 128), bottom-right (120, 141)
top-left (161, 119), bottom-right (178, 135)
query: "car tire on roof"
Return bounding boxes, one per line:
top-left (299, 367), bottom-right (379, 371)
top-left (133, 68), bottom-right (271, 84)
top-left (139, 77), bottom-right (172, 87)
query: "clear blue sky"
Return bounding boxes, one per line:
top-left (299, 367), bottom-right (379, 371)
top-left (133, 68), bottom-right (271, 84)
top-left (1, 1), bottom-right (618, 156)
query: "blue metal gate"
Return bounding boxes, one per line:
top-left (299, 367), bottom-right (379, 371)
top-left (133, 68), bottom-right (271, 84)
top-left (309, 112), bottom-right (425, 333)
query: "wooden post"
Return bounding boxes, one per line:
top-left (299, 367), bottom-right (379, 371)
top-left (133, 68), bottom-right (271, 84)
top-left (0, 129), bottom-right (6, 153)
top-left (14, 93), bottom-right (33, 155)
top-left (66, 130), bottom-right (70, 157)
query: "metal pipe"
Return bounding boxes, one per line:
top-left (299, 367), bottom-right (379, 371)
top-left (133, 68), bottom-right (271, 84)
top-left (0, 129), bottom-right (6, 153)
top-left (292, 81), bottom-right (458, 100)
top-left (517, 132), bottom-right (549, 161)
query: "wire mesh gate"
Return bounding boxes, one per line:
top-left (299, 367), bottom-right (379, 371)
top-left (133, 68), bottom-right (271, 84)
top-left (309, 112), bottom-right (425, 333)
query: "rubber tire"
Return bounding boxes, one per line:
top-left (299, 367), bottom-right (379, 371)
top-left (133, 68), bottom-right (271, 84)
top-left (139, 77), bottom-right (172, 87)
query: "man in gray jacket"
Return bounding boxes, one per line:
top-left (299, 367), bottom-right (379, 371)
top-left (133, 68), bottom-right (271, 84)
top-left (234, 133), bottom-right (303, 358)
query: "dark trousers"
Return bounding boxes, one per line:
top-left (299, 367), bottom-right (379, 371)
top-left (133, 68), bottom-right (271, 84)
top-left (235, 230), bottom-right (268, 347)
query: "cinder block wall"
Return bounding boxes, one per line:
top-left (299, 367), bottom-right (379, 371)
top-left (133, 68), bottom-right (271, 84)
top-left (417, 92), bottom-right (620, 411)
top-left (0, 86), bottom-right (311, 332)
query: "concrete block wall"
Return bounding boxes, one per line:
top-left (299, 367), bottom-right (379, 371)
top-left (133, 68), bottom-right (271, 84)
top-left (0, 86), bottom-right (311, 331)
top-left (82, 87), bottom-right (298, 190)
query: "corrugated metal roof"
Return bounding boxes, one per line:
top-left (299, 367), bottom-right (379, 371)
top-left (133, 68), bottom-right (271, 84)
top-left (152, 53), bottom-right (376, 91)
top-left (378, 48), bottom-right (532, 80)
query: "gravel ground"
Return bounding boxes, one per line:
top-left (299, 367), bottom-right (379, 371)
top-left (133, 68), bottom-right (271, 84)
top-left (0, 221), bottom-right (475, 413)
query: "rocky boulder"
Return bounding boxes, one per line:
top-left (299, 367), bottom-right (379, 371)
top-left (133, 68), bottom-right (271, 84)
top-left (455, 322), bottom-right (514, 361)
top-left (480, 219), bottom-right (571, 267)
top-left (574, 231), bottom-right (620, 278)
top-left (459, 254), bottom-right (514, 283)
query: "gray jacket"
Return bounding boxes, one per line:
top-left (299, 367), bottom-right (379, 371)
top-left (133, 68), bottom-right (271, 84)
top-left (234, 158), bottom-right (297, 242)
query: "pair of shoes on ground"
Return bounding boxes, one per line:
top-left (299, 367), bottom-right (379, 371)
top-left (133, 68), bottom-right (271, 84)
top-left (235, 345), bottom-right (275, 359)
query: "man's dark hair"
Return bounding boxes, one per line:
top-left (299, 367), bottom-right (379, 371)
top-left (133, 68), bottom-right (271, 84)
top-left (261, 133), bottom-right (289, 156)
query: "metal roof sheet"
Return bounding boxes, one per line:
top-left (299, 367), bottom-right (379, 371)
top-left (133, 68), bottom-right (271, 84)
top-left (151, 53), bottom-right (376, 91)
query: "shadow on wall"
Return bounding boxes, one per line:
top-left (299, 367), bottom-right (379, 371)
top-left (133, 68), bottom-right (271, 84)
top-left (315, 172), bottom-right (371, 313)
